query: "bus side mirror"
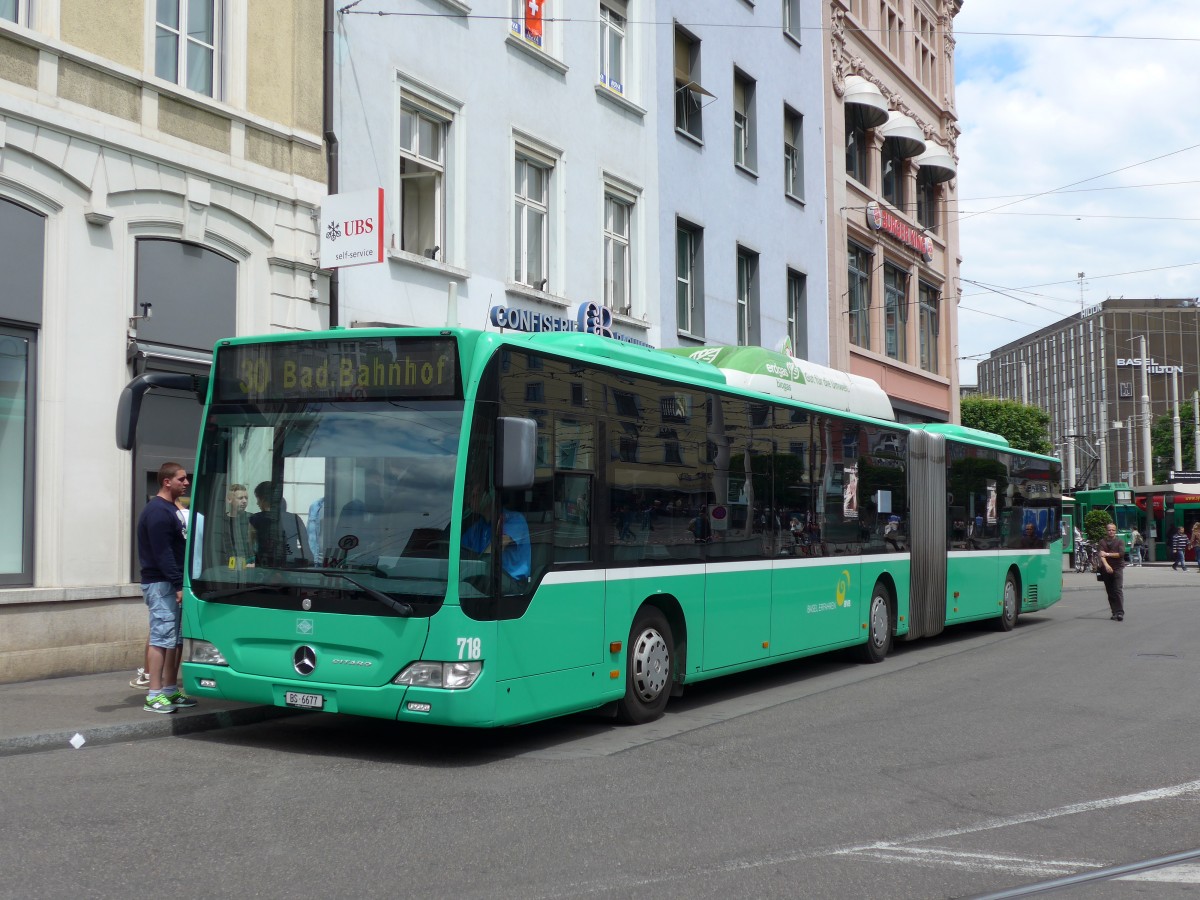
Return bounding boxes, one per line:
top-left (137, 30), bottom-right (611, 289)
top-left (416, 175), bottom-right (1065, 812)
top-left (116, 372), bottom-right (208, 450)
top-left (496, 417), bottom-right (537, 491)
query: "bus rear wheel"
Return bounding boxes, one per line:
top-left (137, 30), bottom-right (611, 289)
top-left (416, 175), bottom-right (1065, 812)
top-left (616, 607), bottom-right (674, 724)
top-left (996, 573), bottom-right (1019, 632)
top-left (859, 583), bottom-right (892, 663)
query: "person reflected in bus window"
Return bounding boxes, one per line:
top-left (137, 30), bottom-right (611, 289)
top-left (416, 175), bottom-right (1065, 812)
top-left (1171, 526), bottom-right (1189, 570)
top-left (1020, 523), bottom-right (1043, 549)
top-left (884, 515), bottom-right (903, 551)
top-left (688, 506), bottom-right (712, 543)
top-left (250, 481), bottom-right (312, 567)
top-left (461, 484), bottom-right (530, 591)
top-left (1097, 523), bottom-right (1126, 621)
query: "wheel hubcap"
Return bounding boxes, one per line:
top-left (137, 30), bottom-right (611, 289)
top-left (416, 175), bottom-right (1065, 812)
top-left (631, 627), bottom-right (669, 701)
top-left (1004, 581), bottom-right (1017, 619)
top-left (870, 595), bottom-right (888, 648)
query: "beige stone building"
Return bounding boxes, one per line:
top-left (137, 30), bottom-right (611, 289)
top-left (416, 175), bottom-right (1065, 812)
top-left (823, 0), bottom-right (962, 423)
top-left (0, 2), bottom-right (326, 682)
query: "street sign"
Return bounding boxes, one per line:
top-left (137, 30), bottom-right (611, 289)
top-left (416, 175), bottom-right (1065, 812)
top-left (1169, 471), bottom-right (1200, 482)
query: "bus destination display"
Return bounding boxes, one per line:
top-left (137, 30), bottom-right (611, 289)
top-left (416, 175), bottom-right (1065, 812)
top-left (214, 337), bottom-right (459, 403)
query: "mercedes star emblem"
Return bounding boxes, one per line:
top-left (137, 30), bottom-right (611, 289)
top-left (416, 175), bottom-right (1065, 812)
top-left (293, 645), bottom-right (317, 676)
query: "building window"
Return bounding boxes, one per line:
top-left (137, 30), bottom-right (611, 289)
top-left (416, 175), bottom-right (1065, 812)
top-left (914, 8), bottom-right (937, 93)
top-left (919, 282), bottom-right (940, 373)
top-left (0, 0), bottom-right (30, 24)
top-left (881, 140), bottom-right (906, 210)
top-left (783, 0), bottom-right (801, 40)
top-left (603, 192), bottom-right (632, 313)
top-left (787, 269), bottom-right (807, 358)
top-left (511, 0), bottom-right (549, 48)
top-left (0, 325), bottom-right (35, 586)
top-left (399, 101), bottom-right (447, 260)
top-left (514, 153), bottom-right (551, 289)
top-left (883, 263), bottom-right (908, 362)
top-left (784, 106), bottom-right (804, 200)
top-left (736, 246), bottom-right (759, 346)
top-left (848, 242), bottom-right (872, 350)
top-left (599, 1), bottom-right (627, 95)
top-left (154, 0), bottom-right (219, 97)
top-left (676, 220), bottom-right (703, 335)
top-left (846, 107), bottom-right (869, 186)
top-left (674, 28), bottom-right (707, 140)
top-left (916, 168), bottom-right (939, 232)
top-left (733, 72), bottom-right (757, 171)
top-left (879, 0), bottom-right (903, 59)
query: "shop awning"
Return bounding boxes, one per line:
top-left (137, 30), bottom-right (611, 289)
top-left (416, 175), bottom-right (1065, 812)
top-left (879, 111), bottom-right (926, 159)
top-left (916, 143), bottom-right (957, 183)
top-left (843, 75), bottom-right (888, 129)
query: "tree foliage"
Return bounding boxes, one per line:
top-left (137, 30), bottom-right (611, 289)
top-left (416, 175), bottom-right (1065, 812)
top-left (1150, 400), bottom-right (1196, 483)
top-left (1083, 509), bottom-right (1112, 544)
top-left (960, 397), bottom-right (1053, 455)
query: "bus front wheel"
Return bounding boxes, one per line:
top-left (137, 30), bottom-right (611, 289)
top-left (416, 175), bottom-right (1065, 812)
top-left (859, 582), bottom-right (893, 663)
top-left (616, 607), bottom-right (674, 724)
top-left (996, 573), bottom-right (1019, 632)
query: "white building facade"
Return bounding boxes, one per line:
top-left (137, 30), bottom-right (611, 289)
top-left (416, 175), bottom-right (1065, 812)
top-left (0, 2), bottom-right (325, 682)
top-left (331, 0), bottom-right (829, 360)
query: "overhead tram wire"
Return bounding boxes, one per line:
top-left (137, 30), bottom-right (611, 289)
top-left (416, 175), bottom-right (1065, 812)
top-left (335, 7), bottom-right (1200, 43)
top-left (947, 142), bottom-right (1200, 227)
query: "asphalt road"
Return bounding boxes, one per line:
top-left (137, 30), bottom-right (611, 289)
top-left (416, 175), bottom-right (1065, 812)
top-left (4, 568), bottom-right (1199, 899)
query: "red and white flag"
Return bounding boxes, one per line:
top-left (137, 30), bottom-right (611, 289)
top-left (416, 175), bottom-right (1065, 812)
top-left (525, 0), bottom-right (543, 42)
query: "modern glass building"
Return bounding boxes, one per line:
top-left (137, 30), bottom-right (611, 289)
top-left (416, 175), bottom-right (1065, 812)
top-left (978, 299), bottom-right (1200, 489)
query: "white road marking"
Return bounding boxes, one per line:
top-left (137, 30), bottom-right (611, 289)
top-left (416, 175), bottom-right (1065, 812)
top-left (530, 779), bottom-right (1200, 898)
top-left (842, 846), bottom-right (1101, 878)
top-left (1118, 862), bottom-right (1200, 883)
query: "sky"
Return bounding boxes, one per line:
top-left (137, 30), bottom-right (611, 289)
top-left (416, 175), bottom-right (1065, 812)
top-left (952, 1), bottom-right (1200, 385)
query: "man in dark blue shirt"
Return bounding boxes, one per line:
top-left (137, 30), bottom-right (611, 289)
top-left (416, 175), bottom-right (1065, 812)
top-left (136, 462), bottom-right (197, 713)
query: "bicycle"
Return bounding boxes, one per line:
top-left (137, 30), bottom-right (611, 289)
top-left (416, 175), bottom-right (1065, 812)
top-left (1074, 541), bottom-right (1097, 573)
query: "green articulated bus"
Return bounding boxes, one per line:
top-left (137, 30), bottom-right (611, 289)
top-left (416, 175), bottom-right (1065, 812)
top-left (117, 328), bottom-right (1063, 727)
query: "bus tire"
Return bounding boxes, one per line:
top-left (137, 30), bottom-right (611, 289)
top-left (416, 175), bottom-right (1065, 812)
top-left (860, 582), bottom-right (893, 664)
top-left (616, 607), bottom-right (674, 725)
top-left (996, 572), bottom-right (1019, 632)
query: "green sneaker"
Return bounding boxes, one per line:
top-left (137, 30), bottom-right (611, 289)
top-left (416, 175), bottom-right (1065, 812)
top-left (167, 691), bottom-right (197, 708)
top-left (144, 693), bottom-right (177, 714)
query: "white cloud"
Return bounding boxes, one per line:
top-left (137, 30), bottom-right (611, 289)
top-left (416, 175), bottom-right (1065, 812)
top-left (953, 2), bottom-right (1200, 385)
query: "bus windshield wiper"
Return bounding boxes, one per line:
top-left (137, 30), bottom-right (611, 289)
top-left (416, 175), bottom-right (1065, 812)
top-left (308, 568), bottom-right (413, 617)
top-left (197, 584), bottom-right (283, 601)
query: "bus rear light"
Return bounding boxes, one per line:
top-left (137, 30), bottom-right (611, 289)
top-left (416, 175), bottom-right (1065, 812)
top-left (394, 660), bottom-right (482, 690)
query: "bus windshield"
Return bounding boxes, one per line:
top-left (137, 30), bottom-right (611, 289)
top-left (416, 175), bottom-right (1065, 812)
top-left (189, 401), bottom-right (463, 615)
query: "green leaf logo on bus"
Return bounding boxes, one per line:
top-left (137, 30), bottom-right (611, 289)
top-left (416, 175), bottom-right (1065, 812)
top-left (836, 569), bottom-right (851, 607)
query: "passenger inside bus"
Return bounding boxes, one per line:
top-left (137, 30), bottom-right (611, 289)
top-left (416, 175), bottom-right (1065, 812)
top-left (1020, 522), bottom-right (1044, 549)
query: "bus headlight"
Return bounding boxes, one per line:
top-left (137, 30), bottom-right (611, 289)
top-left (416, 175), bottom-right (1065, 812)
top-left (393, 660), bottom-right (482, 690)
top-left (185, 639), bottom-right (228, 666)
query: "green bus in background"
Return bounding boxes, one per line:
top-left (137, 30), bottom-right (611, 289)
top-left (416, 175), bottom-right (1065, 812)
top-left (117, 327), bottom-right (1063, 727)
top-left (1073, 482), bottom-right (1137, 549)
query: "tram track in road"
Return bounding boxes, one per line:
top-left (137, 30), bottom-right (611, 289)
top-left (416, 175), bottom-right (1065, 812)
top-left (967, 848), bottom-right (1200, 898)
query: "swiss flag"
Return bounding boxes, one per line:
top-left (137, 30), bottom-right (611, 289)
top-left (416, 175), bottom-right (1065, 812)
top-left (525, 0), bottom-right (543, 41)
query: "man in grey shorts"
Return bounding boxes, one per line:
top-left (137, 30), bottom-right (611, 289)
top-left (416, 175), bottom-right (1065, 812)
top-left (136, 462), bottom-right (198, 713)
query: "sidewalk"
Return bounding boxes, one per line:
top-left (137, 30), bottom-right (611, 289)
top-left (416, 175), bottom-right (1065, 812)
top-left (0, 670), bottom-right (297, 757)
